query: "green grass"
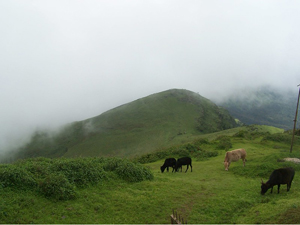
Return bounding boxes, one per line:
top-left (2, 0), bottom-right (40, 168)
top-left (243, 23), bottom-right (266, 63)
top-left (1, 126), bottom-right (300, 224)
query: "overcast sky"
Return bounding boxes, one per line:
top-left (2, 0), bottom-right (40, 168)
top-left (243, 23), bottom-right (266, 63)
top-left (1, 0), bottom-right (300, 151)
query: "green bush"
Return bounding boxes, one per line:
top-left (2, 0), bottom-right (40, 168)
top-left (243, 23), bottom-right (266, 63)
top-left (215, 136), bottom-right (232, 150)
top-left (115, 161), bottom-right (154, 182)
top-left (0, 157), bottom-right (154, 201)
top-left (38, 173), bottom-right (77, 200)
top-left (51, 158), bottom-right (107, 187)
top-left (233, 130), bottom-right (246, 138)
top-left (194, 150), bottom-right (218, 161)
top-left (102, 157), bottom-right (125, 171)
top-left (194, 138), bottom-right (209, 145)
top-left (185, 143), bottom-right (200, 153)
top-left (134, 153), bottom-right (161, 164)
top-left (134, 141), bottom-right (219, 164)
top-left (0, 165), bottom-right (37, 190)
top-left (20, 157), bottom-right (53, 178)
top-left (262, 133), bottom-right (298, 144)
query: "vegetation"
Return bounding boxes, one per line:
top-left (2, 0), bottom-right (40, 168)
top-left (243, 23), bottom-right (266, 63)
top-left (0, 157), bottom-right (153, 201)
top-left (2, 89), bottom-right (238, 163)
top-left (219, 86), bottom-right (297, 130)
top-left (1, 125), bottom-right (300, 223)
top-left (1, 86), bottom-right (299, 223)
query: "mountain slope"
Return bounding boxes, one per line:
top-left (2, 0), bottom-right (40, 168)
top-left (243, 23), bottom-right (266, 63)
top-left (218, 86), bottom-right (297, 130)
top-left (7, 89), bottom-right (237, 161)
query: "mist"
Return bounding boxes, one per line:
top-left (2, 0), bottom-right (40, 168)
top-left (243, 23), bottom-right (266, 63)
top-left (1, 0), bottom-right (300, 154)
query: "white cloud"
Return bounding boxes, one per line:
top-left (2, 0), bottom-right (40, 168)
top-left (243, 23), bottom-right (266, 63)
top-left (0, 0), bottom-right (300, 151)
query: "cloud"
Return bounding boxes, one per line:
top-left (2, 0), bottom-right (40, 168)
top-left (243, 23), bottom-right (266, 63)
top-left (0, 0), bottom-right (300, 152)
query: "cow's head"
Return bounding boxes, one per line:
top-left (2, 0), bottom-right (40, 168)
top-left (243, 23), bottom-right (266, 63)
top-left (224, 161), bottom-right (229, 171)
top-left (261, 179), bottom-right (270, 195)
top-left (160, 166), bottom-right (165, 173)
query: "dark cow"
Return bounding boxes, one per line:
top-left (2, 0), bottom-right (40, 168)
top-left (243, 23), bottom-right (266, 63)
top-left (261, 167), bottom-right (295, 195)
top-left (160, 158), bottom-right (176, 173)
top-left (175, 157), bottom-right (192, 173)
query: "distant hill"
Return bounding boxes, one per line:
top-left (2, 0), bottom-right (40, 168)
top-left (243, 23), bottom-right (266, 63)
top-left (217, 86), bottom-right (297, 130)
top-left (4, 89), bottom-right (238, 162)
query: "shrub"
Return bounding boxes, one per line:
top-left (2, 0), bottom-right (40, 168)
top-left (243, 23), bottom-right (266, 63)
top-left (20, 157), bottom-right (52, 178)
top-left (0, 165), bottom-right (37, 190)
top-left (51, 158), bottom-right (107, 187)
top-left (194, 138), bottom-right (209, 145)
top-left (185, 143), bottom-right (200, 153)
top-left (134, 153), bottom-right (161, 164)
top-left (38, 173), bottom-right (77, 200)
top-left (133, 147), bottom-right (186, 164)
top-left (233, 130), bottom-right (246, 138)
top-left (176, 149), bottom-right (191, 158)
top-left (115, 160), bottom-right (154, 182)
top-left (194, 150), bottom-right (218, 161)
top-left (215, 136), bottom-right (232, 150)
top-left (102, 158), bottom-right (125, 171)
top-left (261, 133), bottom-right (299, 144)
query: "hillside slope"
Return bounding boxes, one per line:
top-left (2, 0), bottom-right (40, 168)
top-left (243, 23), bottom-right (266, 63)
top-left (218, 86), bottom-right (297, 130)
top-left (6, 89), bottom-right (237, 161)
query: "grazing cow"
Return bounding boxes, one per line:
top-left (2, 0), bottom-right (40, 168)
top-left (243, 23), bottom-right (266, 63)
top-left (261, 167), bottom-right (295, 195)
top-left (161, 158), bottom-right (176, 173)
top-left (224, 148), bottom-right (247, 171)
top-left (175, 157), bottom-right (192, 172)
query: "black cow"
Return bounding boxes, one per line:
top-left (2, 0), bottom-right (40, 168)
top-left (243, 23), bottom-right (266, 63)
top-left (261, 167), bottom-right (295, 195)
top-left (161, 158), bottom-right (176, 173)
top-left (175, 157), bottom-right (192, 173)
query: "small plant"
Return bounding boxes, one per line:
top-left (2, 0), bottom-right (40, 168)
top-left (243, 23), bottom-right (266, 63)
top-left (194, 138), bottom-right (209, 145)
top-left (233, 130), bottom-right (246, 138)
top-left (194, 150), bottom-right (218, 161)
top-left (115, 160), bottom-right (154, 182)
top-left (38, 173), bottom-right (77, 200)
top-left (0, 165), bottom-right (37, 190)
top-left (51, 158), bottom-right (107, 187)
top-left (215, 136), bottom-right (232, 150)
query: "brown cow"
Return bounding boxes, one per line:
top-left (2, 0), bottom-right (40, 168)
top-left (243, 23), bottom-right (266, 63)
top-left (224, 148), bottom-right (247, 171)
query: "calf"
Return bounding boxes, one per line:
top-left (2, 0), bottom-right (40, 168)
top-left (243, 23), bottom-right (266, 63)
top-left (224, 148), bottom-right (247, 171)
top-left (160, 158), bottom-right (176, 173)
top-left (261, 167), bottom-right (295, 195)
top-left (175, 157), bottom-right (192, 173)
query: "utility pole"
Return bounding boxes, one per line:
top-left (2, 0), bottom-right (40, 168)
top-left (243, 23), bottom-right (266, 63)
top-left (290, 84), bottom-right (300, 153)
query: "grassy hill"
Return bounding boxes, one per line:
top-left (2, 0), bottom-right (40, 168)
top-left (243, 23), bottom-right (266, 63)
top-left (3, 89), bottom-right (237, 162)
top-left (218, 86), bottom-right (297, 130)
top-left (2, 125), bottom-right (300, 224)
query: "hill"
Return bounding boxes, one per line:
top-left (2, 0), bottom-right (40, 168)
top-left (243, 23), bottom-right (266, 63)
top-left (217, 86), bottom-right (297, 130)
top-left (3, 89), bottom-right (238, 162)
top-left (2, 125), bottom-right (300, 224)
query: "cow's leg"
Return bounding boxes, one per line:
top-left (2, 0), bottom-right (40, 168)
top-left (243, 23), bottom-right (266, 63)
top-left (185, 165), bottom-right (188, 173)
top-left (167, 167), bottom-right (169, 172)
top-left (243, 158), bottom-right (246, 167)
top-left (277, 184), bottom-right (280, 194)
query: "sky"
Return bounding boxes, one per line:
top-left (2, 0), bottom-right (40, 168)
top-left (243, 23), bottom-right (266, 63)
top-left (1, 0), bottom-right (300, 152)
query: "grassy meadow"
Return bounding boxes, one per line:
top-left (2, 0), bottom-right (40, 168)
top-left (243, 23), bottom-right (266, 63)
top-left (1, 125), bottom-right (300, 224)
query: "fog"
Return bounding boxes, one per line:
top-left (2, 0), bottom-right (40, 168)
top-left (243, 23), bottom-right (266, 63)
top-left (1, 0), bottom-right (300, 153)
